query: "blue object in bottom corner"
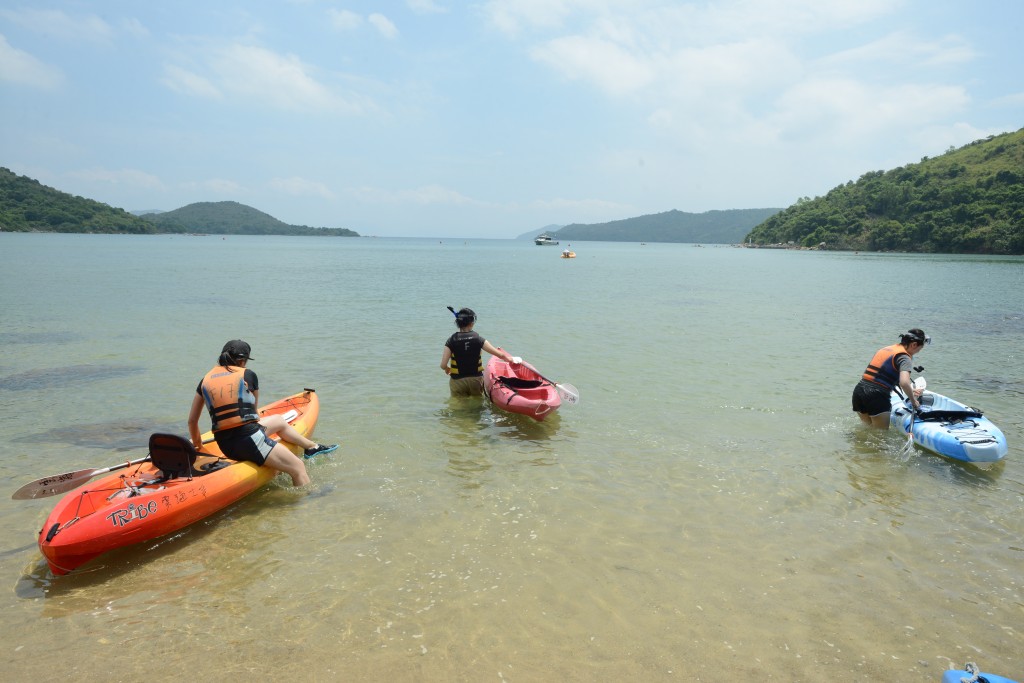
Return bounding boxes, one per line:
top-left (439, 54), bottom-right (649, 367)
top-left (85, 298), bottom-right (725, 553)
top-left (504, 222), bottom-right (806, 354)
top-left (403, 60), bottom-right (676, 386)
top-left (942, 666), bottom-right (1019, 683)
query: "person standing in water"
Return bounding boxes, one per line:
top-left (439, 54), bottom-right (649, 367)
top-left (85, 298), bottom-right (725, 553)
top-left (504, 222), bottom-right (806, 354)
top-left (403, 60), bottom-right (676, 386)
top-left (440, 307), bottom-right (519, 397)
top-left (188, 340), bottom-right (337, 486)
top-left (852, 329), bottom-right (930, 428)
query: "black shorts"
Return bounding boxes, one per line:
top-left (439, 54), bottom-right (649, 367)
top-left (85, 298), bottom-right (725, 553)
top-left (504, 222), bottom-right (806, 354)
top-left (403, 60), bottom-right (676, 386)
top-left (214, 423), bottom-right (277, 465)
top-left (852, 379), bottom-right (891, 416)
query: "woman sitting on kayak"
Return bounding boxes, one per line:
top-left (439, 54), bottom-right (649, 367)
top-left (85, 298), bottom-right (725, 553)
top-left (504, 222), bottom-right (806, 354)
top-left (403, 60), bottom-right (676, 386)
top-left (187, 340), bottom-right (336, 486)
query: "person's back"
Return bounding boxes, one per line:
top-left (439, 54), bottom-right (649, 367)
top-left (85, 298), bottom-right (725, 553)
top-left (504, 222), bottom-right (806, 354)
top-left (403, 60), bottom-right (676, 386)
top-left (440, 307), bottom-right (517, 397)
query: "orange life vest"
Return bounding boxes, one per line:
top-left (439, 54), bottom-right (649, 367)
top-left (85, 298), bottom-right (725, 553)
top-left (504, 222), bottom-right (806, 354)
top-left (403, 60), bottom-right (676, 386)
top-left (862, 344), bottom-right (908, 389)
top-left (200, 365), bottom-right (259, 432)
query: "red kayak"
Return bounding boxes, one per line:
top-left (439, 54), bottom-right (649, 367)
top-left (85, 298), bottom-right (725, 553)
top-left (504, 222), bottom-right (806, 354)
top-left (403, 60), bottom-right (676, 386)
top-left (484, 357), bottom-right (561, 421)
top-left (37, 390), bottom-right (320, 575)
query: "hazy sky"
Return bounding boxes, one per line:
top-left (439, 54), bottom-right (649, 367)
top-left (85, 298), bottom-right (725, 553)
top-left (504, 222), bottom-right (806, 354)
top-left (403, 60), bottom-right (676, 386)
top-left (2, 1), bottom-right (1022, 238)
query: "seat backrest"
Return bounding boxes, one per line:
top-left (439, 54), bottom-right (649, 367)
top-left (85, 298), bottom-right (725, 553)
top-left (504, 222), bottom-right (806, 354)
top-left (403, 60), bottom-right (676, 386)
top-left (498, 376), bottom-right (543, 390)
top-left (148, 433), bottom-right (198, 479)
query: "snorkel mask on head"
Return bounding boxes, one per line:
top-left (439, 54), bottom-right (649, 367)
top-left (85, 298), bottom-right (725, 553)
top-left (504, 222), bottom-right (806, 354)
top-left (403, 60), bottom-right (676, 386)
top-left (900, 330), bottom-right (931, 346)
top-left (446, 306), bottom-right (477, 327)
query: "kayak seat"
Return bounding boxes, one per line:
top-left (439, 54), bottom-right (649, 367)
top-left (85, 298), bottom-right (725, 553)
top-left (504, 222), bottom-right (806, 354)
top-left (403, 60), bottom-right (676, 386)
top-left (497, 376), bottom-right (544, 390)
top-left (148, 433), bottom-right (202, 480)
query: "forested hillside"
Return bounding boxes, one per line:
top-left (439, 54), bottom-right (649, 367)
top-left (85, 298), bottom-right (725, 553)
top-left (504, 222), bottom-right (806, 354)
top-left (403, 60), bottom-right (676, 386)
top-left (0, 168), bottom-right (358, 236)
top-left (0, 167), bottom-right (155, 233)
top-left (745, 129), bottom-right (1024, 254)
top-left (142, 201), bottom-right (358, 236)
top-left (549, 208), bottom-right (781, 243)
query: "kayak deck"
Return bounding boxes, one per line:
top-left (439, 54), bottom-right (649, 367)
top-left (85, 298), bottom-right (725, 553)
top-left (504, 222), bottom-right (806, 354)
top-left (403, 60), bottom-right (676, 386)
top-left (890, 389), bottom-right (1007, 463)
top-left (484, 357), bottom-right (561, 421)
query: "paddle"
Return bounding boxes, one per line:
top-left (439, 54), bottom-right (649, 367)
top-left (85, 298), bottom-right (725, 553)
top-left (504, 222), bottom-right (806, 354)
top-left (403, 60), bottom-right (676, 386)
top-left (897, 372), bottom-right (927, 457)
top-left (12, 408), bottom-right (303, 500)
top-left (521, 361), bottom-right (580, 405)
top-left (12, 455), bottom-right (155, 500)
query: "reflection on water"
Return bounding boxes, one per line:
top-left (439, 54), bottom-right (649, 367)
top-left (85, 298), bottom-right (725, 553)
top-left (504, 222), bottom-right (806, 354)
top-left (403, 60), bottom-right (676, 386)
top-left (13, 483), bottom-right (310, 609)
top-left (0, 364), bottom-right (144, 390)
top-left (14, 418), bottom-right (185, 450)
top-left (959, 375), bottom-right (1024, 397)
top-left (0, 331), bottom-right (81, 345)
top-left (437, 396), bottom-right (563, 491)
top-left (841, 425), bottom-right (1005, 513)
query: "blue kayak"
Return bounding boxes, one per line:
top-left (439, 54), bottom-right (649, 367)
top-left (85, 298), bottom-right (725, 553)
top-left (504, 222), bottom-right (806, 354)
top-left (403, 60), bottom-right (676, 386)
top-left (890, 386), bottom-right (1008, 463)
top-left (941, 663), bottom-right (1019, 683)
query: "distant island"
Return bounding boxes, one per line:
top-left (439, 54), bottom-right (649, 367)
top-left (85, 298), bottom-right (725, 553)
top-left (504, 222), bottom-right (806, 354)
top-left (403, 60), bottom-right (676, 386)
top-left (140, 201), bottom-right (358, 236)
top-left (0, 168), bottom-right (359, 237)
top-left (520, 208), bottom-right (781, 244)
top-left (745, 128), bottom-right (1024, 255)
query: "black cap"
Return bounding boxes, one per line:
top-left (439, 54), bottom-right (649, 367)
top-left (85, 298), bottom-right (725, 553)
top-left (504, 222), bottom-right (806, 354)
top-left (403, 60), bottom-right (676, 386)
top-left (222, 339), bottom-right (254, 360)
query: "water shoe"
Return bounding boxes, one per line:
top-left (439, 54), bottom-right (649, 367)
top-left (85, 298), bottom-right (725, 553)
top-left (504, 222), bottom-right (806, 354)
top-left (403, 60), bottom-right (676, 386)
top-left (303, 443), bottom-right (339, 459)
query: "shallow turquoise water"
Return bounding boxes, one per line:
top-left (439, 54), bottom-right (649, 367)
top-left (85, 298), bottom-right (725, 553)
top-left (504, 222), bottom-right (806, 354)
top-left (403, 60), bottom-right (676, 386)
top-left (1, 233), bottom-right (1022, 680)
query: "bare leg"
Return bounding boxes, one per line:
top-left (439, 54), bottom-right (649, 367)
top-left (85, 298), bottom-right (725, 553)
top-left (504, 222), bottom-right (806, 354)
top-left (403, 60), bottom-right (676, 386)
top-left (263, 442), bottom-right (310, 486)
top-left (857, 412), bottom-right (873, 425)
top-left (868, 411), bottom-right (890, 429)
top-left (259, 414), bottom-right (318, 450)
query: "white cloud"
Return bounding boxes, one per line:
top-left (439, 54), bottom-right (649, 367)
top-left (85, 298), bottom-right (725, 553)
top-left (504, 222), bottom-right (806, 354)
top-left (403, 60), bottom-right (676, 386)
top-left (213, 45), bottom-right (336, 110)
top-left (345, 184), bottom-right (477, 206)
top-left (328, 9), bottom-right (362, 31)
top-left (531, 35), bottom-right (654, 95)
top-left (69, 167), bottom-right (164, 189)
top-left (368, 14), bottom-right (399, 39)
top-left (163, 43), bottom-right (376, 114)
top-left (493, 0), bottom-right (986, 184)
top-left (120, 18), bottom-right (150, 39)
top-left (990, 92), bottom-right (1024, 108)
top-left (0, 8), bottom-right (113, 44)
top-left (270, 177), bottom-right (335, 199)
top-left (161, 64), bottom-right (222, 99)
top-left (203, 178), bottom-right (245, 195)
top-left (773, 79), bottom-right (970, 140)
top-left (821, 31), bottom-right (975, 70)
top-left (482, 0), bottom-right (575, 35)
top-left (407, 0), bottom-right (448, 14)
top-left (0, 34), bottom-right (63, 89)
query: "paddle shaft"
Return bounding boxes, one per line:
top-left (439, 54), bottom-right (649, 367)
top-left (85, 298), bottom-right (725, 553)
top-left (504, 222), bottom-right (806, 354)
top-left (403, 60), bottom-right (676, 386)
top-left (522, 361), bottom-right (579, 405)
top-left (12, 456), bottom-right (152, 500)
top-left (11, 435), bottom-right (217, 500)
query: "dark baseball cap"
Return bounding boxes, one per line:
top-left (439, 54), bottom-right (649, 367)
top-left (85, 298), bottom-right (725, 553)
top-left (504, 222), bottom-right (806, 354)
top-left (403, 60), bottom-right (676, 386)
top-left (222, 339), bottom-right (254, 360)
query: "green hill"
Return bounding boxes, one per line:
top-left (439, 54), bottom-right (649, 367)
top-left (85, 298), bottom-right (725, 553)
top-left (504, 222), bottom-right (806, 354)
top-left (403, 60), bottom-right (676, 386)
top-left (142, 201), bottom-right (358, 236)
top-left (0, 168), bottom-right (358, 237)
top-left (547, 208), bottom-right (782, 244)
top-left (0, 167), bottom-right (156, 233)
top-left (745, 128), bottom-right (1024, 254)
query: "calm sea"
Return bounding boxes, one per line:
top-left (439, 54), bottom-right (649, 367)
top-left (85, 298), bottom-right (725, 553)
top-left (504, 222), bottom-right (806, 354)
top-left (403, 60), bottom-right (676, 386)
top-left (1, 233), bottom-right (1022, 681)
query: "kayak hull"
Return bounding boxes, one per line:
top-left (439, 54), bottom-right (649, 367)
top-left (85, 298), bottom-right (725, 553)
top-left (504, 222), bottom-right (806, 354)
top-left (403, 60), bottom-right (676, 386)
top-left (890, 389), bottom-right (1008, 463)
top-left (942, 667), bottom-right (1018, 683)
top-left (38, 390), bottom-right (320, 575)
top-left (484, 357), bottom-right (561, 421)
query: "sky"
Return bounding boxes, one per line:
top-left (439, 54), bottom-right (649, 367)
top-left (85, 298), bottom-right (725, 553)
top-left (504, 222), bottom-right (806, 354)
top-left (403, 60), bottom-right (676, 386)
top-left (1, 1), bottom-right (1022, 238)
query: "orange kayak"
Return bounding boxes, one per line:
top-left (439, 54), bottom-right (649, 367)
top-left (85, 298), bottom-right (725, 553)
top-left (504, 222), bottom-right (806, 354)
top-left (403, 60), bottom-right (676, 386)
top-left (38, 390), bottom-right (320, 575)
